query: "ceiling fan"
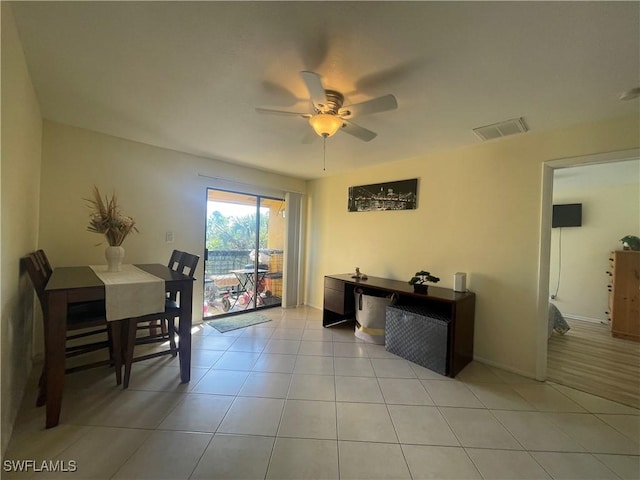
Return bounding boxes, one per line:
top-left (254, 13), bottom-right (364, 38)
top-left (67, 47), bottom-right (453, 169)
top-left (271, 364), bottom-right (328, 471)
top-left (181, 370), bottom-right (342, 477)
top-left (256, 71), bottom-right (398, 142)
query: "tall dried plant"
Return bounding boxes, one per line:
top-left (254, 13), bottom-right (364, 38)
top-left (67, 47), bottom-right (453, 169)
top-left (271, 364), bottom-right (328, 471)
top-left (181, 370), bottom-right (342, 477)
top-left (86, 186), bottom-right (138, 246)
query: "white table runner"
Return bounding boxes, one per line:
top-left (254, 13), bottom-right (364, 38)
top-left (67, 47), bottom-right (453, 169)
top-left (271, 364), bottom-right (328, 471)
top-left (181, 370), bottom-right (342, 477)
top-left (90, 264), bottom-right (165, 321)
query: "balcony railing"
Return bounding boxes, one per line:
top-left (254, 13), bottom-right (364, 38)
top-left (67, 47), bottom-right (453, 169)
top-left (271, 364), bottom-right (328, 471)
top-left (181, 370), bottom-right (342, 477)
top-left (204, 249), bottom-right (284, 311)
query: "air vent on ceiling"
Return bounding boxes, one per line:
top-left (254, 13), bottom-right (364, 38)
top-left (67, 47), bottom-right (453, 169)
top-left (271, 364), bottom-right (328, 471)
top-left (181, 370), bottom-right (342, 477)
top-left (473, 117), bottom-right (528, 141)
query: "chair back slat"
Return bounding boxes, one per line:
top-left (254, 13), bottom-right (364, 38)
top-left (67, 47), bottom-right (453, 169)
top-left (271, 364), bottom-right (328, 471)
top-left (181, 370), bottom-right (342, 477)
top-left (34, 249), bottom-right (53, 279)
top-left (21, 253), bottom-right (48, 310)
top-left (167, 250), bottom-right (184, 271)
top-left (177, 252), bottom-right (199, 278)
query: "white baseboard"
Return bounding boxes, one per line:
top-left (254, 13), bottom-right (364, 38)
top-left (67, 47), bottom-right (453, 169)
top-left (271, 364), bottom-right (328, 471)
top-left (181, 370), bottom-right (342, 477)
top-left (472, 355), bottom-right (540, 381)
top-left (563, 314), bottom-right (604, 324)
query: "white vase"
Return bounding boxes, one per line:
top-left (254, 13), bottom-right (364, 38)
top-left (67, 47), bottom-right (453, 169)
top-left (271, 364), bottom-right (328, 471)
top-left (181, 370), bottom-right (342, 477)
top-left (105, 246), bottom-right (125, 272)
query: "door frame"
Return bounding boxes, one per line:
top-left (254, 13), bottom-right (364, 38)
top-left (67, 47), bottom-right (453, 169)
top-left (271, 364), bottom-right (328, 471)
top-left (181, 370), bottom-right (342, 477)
top-left (203, 187), bottom-right (286, 319)
top-left (535, 148), bottom-right (640, 380)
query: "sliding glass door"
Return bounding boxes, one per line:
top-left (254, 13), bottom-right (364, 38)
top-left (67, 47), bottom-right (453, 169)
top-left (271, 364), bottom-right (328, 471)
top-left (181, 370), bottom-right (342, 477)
top-left (203, 189), bottom-right (285, 318)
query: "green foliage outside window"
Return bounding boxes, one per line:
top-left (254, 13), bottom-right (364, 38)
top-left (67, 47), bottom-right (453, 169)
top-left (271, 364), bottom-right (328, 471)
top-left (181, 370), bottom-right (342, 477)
top-left (206, 211), bottom-right (268, 251)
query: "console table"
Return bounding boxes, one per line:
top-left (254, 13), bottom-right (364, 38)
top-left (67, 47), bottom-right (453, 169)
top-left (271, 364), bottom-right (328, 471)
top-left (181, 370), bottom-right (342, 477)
top-left (323, 273), bottom-right (475, 377)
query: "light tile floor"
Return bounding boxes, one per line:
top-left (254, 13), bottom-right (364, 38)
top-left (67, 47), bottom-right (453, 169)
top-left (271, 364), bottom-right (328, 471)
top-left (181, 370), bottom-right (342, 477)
top-left (4, 307), bottom-right (640, 479)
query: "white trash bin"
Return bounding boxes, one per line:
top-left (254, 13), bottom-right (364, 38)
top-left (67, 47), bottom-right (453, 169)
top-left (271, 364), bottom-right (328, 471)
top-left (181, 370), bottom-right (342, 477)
top-left (354, 288), bottom-right (397, 344)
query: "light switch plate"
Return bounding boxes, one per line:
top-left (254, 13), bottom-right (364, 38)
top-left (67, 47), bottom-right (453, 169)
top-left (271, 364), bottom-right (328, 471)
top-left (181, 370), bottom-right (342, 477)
top-left (165, 231), bottom-right (174, 243)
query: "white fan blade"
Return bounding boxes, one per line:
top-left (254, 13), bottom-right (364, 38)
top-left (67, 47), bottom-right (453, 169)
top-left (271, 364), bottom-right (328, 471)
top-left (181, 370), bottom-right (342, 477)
top-left (341, 119), bottom-right (377, 142)
top-left (255, 107), bottom-right (310, 118)
top-left (339, 94), bottom-right (398, 118)
top-left (300, 71), bottom-right (328, 110)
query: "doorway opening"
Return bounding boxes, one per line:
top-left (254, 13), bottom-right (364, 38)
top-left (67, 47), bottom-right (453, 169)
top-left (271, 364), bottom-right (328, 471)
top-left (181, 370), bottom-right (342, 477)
top-left (203, 188), bottom-right (285, 319)
top-left (537, 149), bottom-right (639, 407)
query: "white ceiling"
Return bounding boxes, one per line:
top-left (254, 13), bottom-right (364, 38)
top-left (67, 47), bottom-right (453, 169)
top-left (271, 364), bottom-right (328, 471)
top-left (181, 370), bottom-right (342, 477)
top-left (10, 1), bottom-right (640, 180)
top-left (554, 159), bottom-right (640, 190)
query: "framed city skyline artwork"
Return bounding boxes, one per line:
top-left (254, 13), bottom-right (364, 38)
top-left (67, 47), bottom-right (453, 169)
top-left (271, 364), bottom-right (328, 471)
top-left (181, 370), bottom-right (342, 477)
top-left (348, 178), bottom-right (418, 212)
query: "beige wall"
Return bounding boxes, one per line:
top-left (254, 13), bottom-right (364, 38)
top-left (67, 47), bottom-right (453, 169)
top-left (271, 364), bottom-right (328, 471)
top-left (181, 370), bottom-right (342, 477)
top-left (305, 115), bottom-right (639, 378)
top-left (38, 120), bottom-right (306, 342)
top-left (1, 3), bottom-right (43, 456)
top-left (2, 3), bottom-right (638, 448)
top-left (550, 166), bottom-right (640, 322)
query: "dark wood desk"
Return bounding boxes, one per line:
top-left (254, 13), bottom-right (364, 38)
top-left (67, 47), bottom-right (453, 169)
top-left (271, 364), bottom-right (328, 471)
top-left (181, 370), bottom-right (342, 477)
top-left (43, 264), bottom-right (194, 428)
top-left (323, 274), bottom-right (475, 377)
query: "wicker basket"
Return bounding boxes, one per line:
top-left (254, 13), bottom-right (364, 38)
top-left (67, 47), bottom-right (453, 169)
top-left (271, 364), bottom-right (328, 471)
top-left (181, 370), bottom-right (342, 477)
top-left (385, 304), bottom-right (451, 375)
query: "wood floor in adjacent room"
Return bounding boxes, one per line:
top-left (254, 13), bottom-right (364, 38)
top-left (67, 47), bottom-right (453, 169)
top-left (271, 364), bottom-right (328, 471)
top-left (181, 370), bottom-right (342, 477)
top-left (547, 317), bottom-right (640, 409)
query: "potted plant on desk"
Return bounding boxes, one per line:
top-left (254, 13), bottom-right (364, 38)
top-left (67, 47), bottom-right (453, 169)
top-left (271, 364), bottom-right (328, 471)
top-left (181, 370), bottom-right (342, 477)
top-left (408, 270), bottom-right (440, 294)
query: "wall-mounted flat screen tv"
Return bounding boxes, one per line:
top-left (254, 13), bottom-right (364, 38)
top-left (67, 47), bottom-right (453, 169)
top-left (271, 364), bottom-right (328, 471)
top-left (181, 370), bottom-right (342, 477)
top-left (552, 203), bottom-right (582, 228)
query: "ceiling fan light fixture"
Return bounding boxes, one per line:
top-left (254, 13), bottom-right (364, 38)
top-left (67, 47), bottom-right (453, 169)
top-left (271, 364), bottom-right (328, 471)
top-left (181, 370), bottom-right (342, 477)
top-left (309, 113), bottom-right (343, 137)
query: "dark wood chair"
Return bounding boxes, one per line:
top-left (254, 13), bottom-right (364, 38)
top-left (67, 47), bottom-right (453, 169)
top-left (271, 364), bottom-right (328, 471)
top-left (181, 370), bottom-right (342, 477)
top-left (21, 252), bottom-right (124, 406)
top-left (146, 249), bottom-right (184, 339)
top-left (34, 249), bottom-right (53, 278)
top-left (122, 250), bottom-right (200, 388)
top-left (167, 249), bottom-right (184, 271)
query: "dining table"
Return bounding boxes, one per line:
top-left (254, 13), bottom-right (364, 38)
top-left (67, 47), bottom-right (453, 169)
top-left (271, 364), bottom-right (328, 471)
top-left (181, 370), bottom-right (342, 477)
top-left (42, 263), bottom-right (194, 428)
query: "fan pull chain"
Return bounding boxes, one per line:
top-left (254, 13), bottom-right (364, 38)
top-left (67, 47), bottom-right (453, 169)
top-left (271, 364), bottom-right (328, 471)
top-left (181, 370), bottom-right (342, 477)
top-left (323, 135), bottom-right (327, 171)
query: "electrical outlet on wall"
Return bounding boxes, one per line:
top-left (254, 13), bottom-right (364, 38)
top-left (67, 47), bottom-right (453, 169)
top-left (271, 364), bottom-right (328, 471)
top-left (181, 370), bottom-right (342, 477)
top-left (165, 231), bottom-right (174, 243)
